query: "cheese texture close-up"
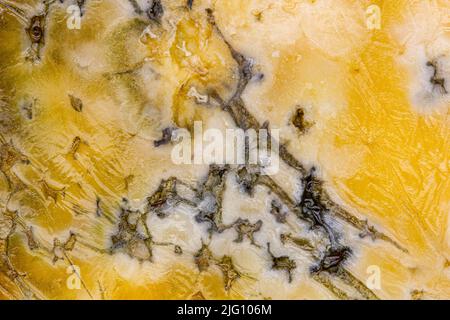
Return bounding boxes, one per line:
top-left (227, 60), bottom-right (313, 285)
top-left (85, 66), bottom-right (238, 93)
top-left (0, 0), bottom-right (449, 300)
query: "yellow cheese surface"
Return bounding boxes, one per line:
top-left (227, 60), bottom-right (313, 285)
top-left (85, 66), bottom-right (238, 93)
top-left (0, 0), bottom-right (449, 300)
